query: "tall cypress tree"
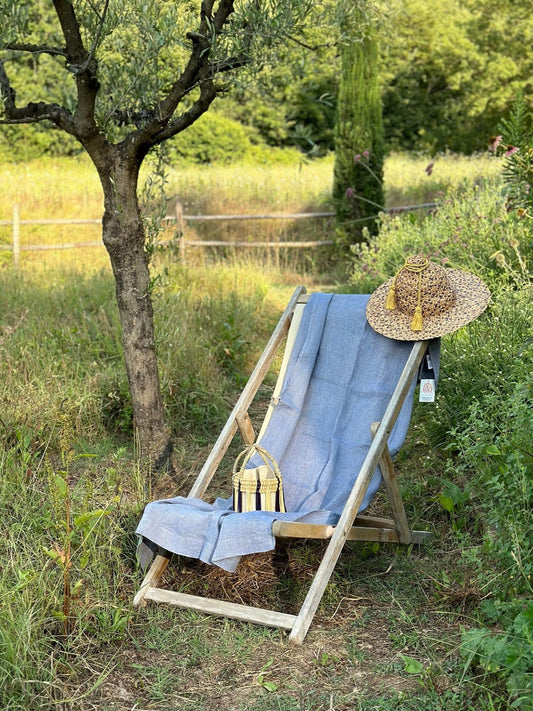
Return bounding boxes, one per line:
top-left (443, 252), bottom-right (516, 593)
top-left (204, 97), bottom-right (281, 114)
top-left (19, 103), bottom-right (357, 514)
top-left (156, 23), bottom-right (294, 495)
top-left (333, 9), bottom-right (384, 249)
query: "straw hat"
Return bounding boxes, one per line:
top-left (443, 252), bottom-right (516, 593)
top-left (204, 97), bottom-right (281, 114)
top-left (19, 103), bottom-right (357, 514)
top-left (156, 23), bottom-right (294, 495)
top-left (366, 255), bottom-right (490, 340)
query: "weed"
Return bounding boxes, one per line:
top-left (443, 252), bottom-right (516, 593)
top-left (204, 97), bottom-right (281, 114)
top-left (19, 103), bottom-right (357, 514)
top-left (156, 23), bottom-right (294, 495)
top-left (461, 601), bottom-right (533, 711)
top-left (496, 94), bottom-right (533, 220)
top-left (437, 479), bottom-right (473, 533)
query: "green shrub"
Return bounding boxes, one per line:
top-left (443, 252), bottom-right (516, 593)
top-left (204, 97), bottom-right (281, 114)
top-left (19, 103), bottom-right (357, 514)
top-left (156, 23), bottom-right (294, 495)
top-left (0, 123), bottom-right (82, 162)
top-left (164, 111), bottom-right (305, 166)
top-left (497, 94), bottom-right (533, 221)
top-left (349, 178), bottom-right (531, 295)
top-left (166, 112), bottom-right (258, 164)
top-left (446, 338), bottom-right (532, 590)
top-left (433, 286), bottom-right (532, 445)
top-left (348, 177), bottom-right (532, 710)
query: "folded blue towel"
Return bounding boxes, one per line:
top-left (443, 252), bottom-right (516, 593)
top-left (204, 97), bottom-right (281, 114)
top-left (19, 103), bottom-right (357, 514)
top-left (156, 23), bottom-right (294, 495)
top-left (136, 293), bottom-right (437, 571)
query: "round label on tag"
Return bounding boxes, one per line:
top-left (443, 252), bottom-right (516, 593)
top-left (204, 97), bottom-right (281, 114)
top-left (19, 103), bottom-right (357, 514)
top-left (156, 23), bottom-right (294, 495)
top-left (419, 379), bottom-right (435, 402)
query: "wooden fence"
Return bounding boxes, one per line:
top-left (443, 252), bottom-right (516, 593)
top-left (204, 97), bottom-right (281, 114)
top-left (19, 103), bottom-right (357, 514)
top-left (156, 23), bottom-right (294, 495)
top-left (0, 202), bottom-right (437, 266)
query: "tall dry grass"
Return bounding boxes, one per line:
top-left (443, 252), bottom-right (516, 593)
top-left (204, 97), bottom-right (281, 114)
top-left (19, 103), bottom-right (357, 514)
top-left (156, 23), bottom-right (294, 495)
top-left (384, 151), bottom-right (502, 206)
top-left (0, 152), bottom-right (502, 271)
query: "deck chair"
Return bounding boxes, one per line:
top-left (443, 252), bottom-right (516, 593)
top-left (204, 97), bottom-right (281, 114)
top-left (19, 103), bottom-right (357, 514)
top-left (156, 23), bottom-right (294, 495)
top-left (134, 287), bottom-right (435, 644)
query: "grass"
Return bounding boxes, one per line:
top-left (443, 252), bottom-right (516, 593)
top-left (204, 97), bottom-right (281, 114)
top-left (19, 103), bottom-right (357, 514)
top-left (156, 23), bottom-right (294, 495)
top-left (1, 151), bottom-right (530, 710)
top-left (384, 152), bottom-right (502, 207)
top-left (0, 152), bottom-right (499, 270)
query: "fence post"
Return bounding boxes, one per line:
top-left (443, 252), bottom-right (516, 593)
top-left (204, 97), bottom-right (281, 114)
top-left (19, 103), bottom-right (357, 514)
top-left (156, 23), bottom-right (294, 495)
top-left (12, 203), bottom-right (20, 267)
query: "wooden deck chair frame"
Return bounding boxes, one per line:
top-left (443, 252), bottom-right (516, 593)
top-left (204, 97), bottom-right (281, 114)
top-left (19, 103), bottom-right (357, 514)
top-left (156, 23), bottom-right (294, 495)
top-left (134, 286), bottom-right (433, 644)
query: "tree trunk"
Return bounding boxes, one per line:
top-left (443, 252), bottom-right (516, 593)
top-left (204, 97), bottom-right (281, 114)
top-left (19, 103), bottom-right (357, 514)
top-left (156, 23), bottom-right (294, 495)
top-left (98, 149), bottom-right (172, 470)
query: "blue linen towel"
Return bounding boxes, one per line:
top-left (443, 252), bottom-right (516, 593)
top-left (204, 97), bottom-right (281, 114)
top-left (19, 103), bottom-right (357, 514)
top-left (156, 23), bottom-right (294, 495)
top-left (136, 293), bottom-right (438, 571)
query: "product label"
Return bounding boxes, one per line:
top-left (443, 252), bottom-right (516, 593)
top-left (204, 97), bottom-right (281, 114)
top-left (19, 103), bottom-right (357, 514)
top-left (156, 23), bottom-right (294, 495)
top-left (419, 378), bottom-right (436, 403)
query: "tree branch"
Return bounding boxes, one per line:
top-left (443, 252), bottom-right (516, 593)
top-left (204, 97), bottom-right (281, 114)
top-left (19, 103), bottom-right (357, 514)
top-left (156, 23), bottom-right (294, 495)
top-left (51, 0), bottom-right (101, 142)
top-left (121, 0), bottom-right (236, 155)
top-left (6, 42), bottom-right (67, 58)
top-left (209, 56), bottom-right (249, 74)
top-left (0, 59), bottom-right (76, 134)
top-left (0, 59), bottom-right (16, 110)
top-left (151, 78), bottom-right (219, 146)
top-left (156, 0), bottom-right (235, 125)
top-left (286, 34), bottom-right (337, 52)
top-left (76, 0), bottom-right (110, 77)
top-left (52, 0), bottom-right (87, 64)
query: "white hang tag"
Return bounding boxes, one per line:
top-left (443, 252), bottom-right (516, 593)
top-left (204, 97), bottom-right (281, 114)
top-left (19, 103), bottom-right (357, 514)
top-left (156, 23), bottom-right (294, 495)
top-left (419, 378), bottom-right (436, 402)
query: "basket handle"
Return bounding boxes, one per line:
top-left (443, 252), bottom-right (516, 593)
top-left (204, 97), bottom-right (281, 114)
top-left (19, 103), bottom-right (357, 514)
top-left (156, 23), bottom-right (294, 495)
top-left (232, 444), bottom-right (281, 478)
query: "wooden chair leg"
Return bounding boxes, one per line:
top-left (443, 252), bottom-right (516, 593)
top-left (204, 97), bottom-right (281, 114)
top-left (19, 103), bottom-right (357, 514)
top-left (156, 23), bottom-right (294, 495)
top-left (133, 552), bottom-right (172, 608)
top-left (371, 422), bottom-right (412, 545)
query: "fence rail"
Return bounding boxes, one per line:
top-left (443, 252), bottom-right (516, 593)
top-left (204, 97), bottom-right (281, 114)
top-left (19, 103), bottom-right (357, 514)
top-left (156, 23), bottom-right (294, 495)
top-left (0, 202), bottom-right (437, 265)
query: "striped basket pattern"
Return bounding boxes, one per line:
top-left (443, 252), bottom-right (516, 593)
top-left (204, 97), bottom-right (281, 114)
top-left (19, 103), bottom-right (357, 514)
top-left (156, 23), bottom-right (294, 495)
top-left (232, 444), bottom-right (286, 513)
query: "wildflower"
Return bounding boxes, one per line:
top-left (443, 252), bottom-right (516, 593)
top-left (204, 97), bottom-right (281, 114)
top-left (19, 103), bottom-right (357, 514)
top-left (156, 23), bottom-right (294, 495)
top-left (354, 154), bottom-right (361, 163)
top-left (489, 135), bottom-right (502, 152)
top-left (425, 162), bottom-right (434, 176)
top-left (362, 150), bottom-right (370, 159)
top-left (509, 238), bottom-right (520, 248)
top-left (504, 145), bottom-right (519, 157)
top-left (345, 187), bottom-right (355, 199)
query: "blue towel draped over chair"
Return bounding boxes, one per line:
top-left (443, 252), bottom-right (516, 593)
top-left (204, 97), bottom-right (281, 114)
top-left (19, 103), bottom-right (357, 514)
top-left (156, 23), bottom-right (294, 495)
top-left (136, 293), bottom-right (437, 571)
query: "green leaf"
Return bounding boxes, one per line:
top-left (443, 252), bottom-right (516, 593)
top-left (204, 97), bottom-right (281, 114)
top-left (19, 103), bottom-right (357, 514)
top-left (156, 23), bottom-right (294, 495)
top-left (72, 579), bottom-right (84, 595)
top-left (73, 509), bottom-right (110, 529)
top-left (53, 473), bottom-right (67, 497)
top-left (43, 547), bottom-right (65, 566)
top-left (401, 655), bottom-right (425, 675)
top-left (261, 681), bottom-right (278, 692)
top-left (438, 494), bottom-right (455, 513)
top-left (79, 551), bottom-right (90, 569)
top-left (486, 444), bottom-right (501, 455)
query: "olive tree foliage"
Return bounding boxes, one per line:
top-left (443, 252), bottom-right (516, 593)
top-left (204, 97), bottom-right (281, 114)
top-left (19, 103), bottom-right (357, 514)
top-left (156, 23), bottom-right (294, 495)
top-left (0, 0), bottom-right (321, 469)
top-left (224, 0), bottom-right (349, 155)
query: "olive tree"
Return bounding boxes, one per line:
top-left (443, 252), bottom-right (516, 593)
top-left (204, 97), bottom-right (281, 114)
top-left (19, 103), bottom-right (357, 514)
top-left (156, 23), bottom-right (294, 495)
top-left (0, 0), bottom-right (314, 469)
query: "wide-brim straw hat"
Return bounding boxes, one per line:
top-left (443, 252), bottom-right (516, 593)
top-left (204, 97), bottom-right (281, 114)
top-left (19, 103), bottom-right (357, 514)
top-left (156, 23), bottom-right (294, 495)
top-left (366, 255), bottom-right (491, 341)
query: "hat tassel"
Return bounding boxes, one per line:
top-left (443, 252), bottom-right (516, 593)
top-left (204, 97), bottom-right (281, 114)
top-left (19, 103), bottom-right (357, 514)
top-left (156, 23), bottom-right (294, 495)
top-left (410, 265), bottom-right (425, 331)
top-left (411, 305), bottom-right (423, 331)
top-left (385, 275), bottom-right (398, 310)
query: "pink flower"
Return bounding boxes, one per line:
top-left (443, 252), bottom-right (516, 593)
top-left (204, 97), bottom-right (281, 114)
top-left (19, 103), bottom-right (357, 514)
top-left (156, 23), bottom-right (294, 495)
top-left (354, 154), bottom-right (361, 163)
top-left (489, 135), bottom-right (502, 152)
top-left (345, 187), bottom-right (355, 199)
top-left (425, 162), bottom-right (434, 176)
top-left (504, 145), bottom-right (519, 157)
top-left (362, 150), bottom-right (370, 159)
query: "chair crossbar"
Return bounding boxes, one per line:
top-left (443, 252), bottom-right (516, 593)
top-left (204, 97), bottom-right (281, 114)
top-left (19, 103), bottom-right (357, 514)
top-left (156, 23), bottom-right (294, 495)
top-left (272, 520), bottom-right (433, 545)
top-left (143, 587), bottom-right (297, 631)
